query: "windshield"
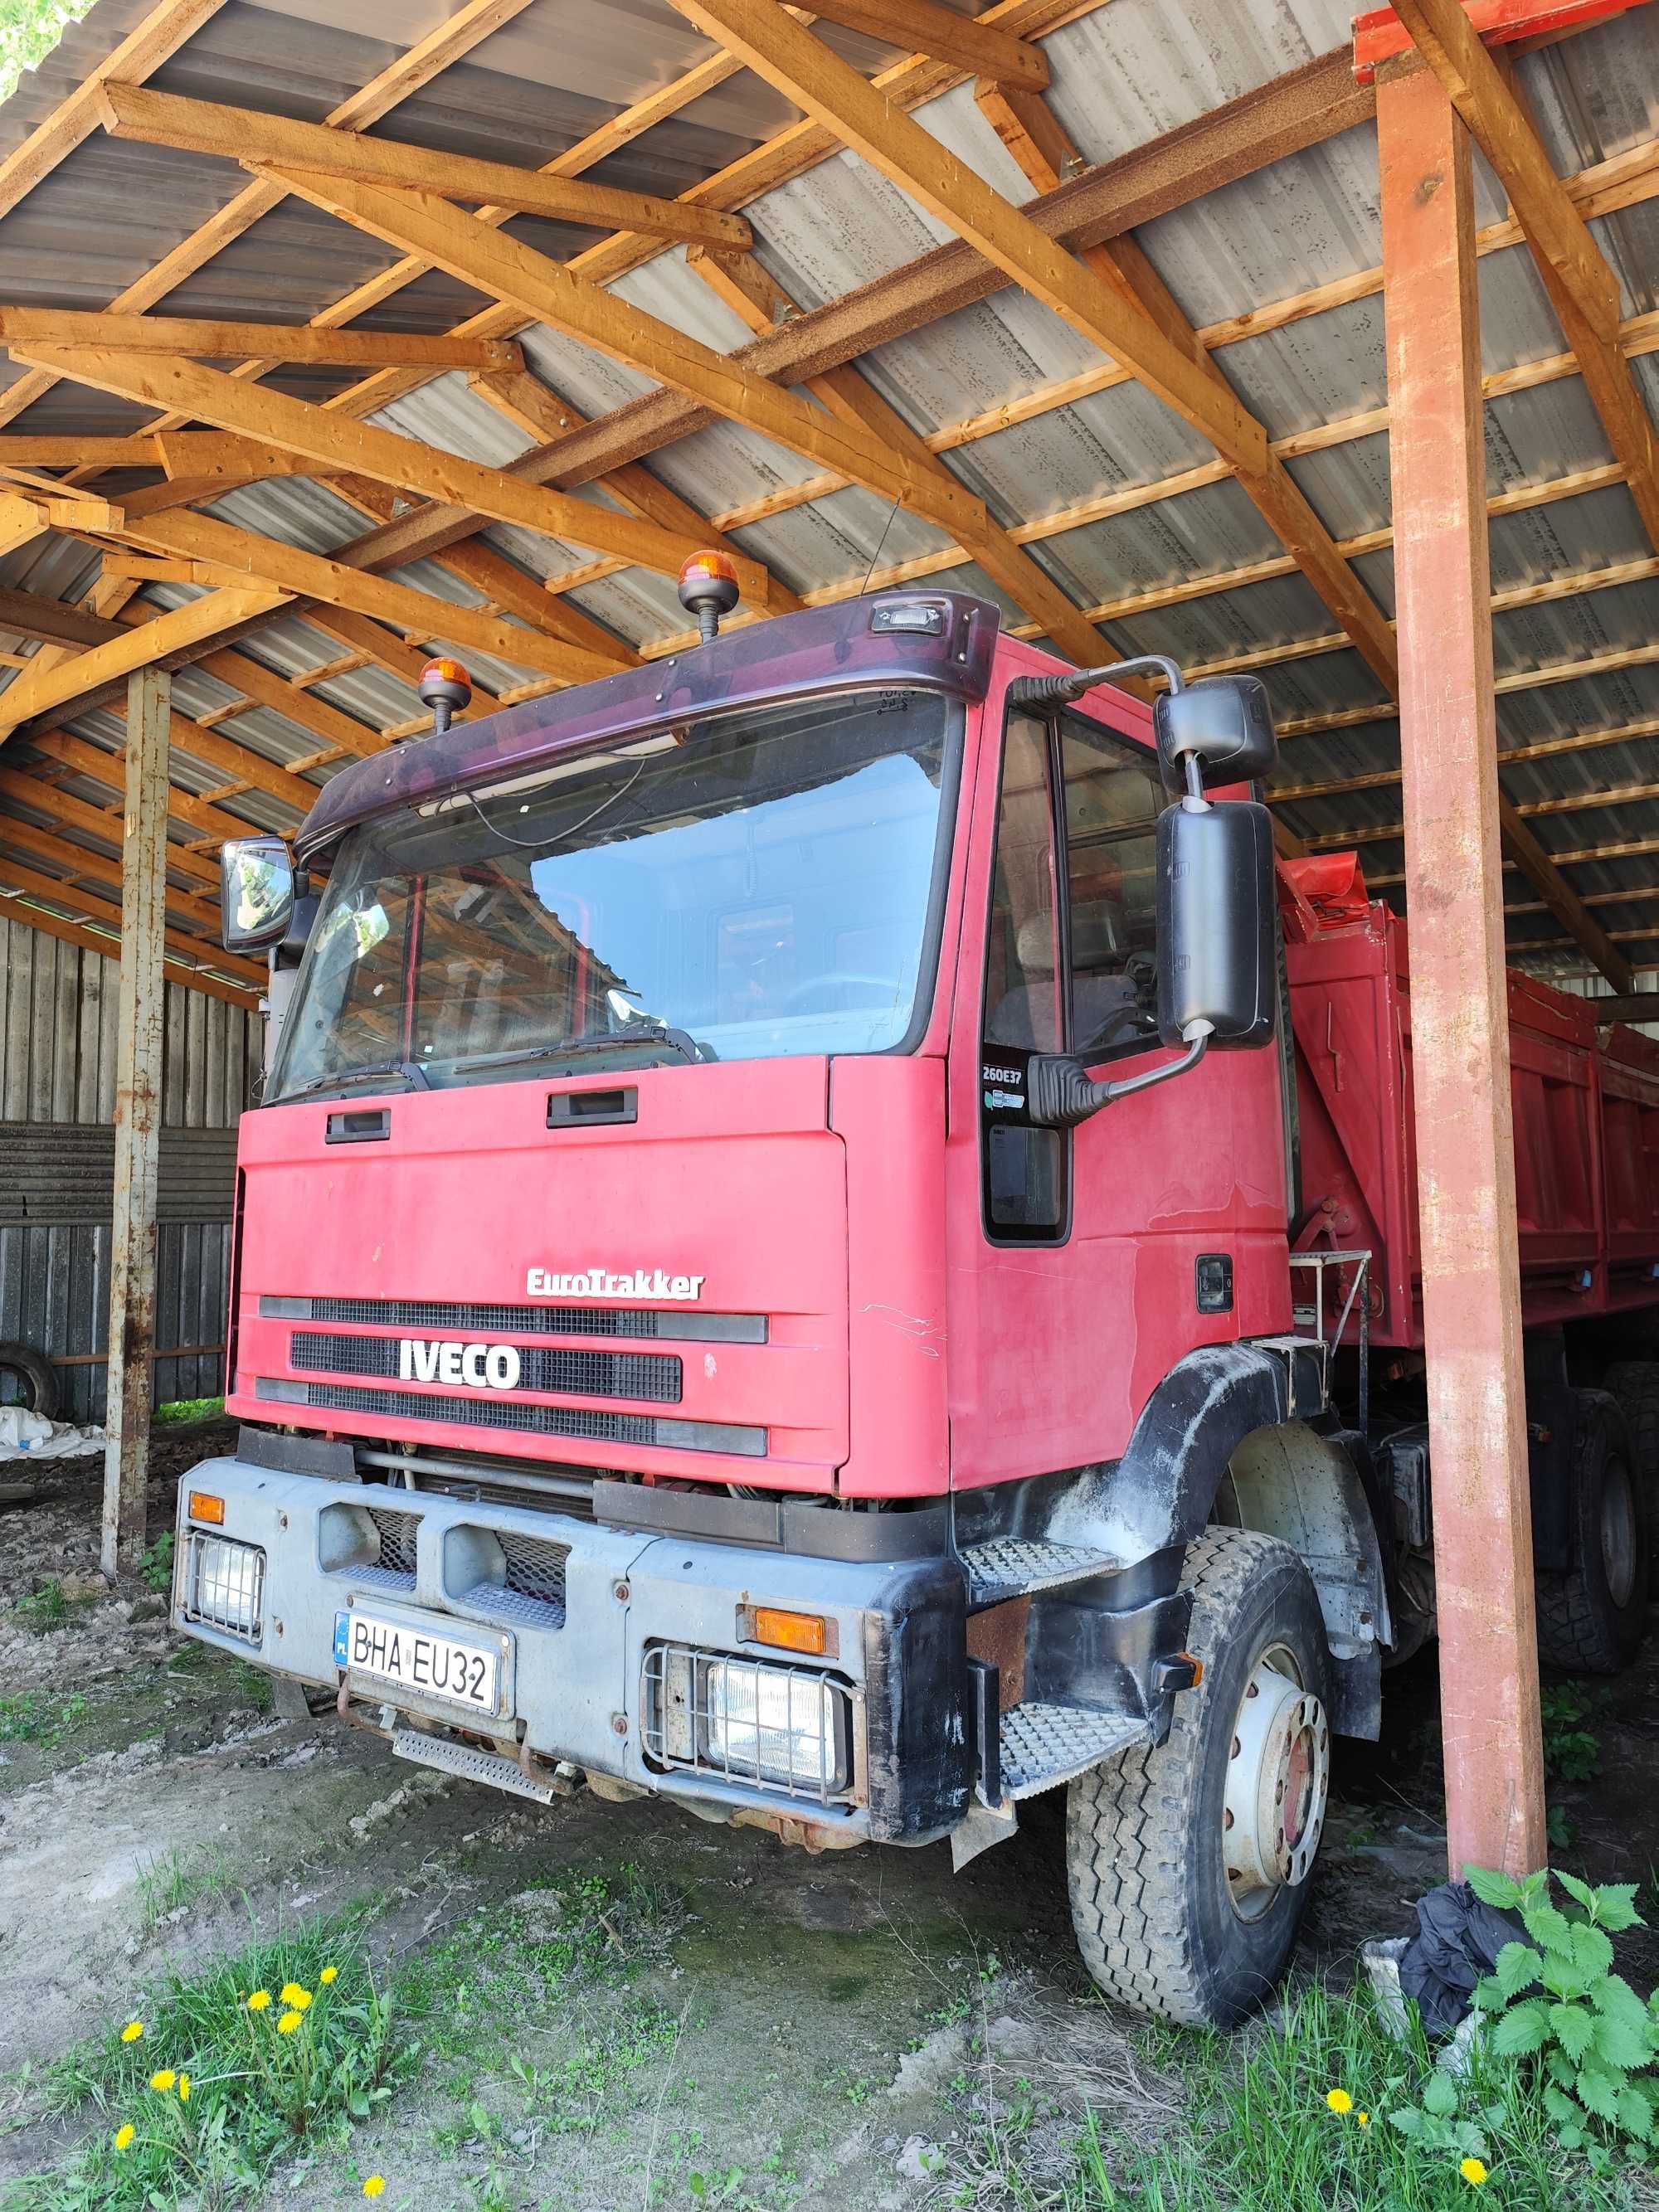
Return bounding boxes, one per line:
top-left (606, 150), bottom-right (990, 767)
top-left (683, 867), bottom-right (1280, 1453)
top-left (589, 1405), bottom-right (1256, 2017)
top-left (268, 688), bottom-right (959, 1101)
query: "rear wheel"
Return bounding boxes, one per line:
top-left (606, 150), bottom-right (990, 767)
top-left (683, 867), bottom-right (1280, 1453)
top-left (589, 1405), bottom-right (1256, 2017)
top-left (1604, 1359), bottom-right (1659, 1522)
top-left (1535, 1389), bottom-right (1648, 1675)
top-left (1066, 1529), bottom-right (1331, 2025)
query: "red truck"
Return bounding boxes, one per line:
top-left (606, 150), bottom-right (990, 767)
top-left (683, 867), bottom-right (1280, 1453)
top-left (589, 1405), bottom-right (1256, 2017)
top-left (188, 568), bottom-right (1659, 2026)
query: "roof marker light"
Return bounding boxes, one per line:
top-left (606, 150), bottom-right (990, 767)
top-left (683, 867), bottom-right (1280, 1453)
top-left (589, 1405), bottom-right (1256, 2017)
top-left (418, 656), bottom-right (472, 737)
top-left (678, 549), bottom-right (740, 644)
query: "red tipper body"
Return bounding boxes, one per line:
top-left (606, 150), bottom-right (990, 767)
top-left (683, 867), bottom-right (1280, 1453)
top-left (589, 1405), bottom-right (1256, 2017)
top-left (1282, 853), bottom-right (1659, 1345)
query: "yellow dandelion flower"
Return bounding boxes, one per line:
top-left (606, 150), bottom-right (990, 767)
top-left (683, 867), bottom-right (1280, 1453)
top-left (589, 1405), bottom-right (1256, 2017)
top-left (1325, 2088), bottom-right (1353, 2115)
top-left (1460, 2158), bottom-right (1489, 2187)
top-left (289, 1988), bottom-right (313, 2011)
top-left (178, 2074), bottom-right (191, 2103)
top-left (246, 1989), bottom-right (271, 2011)
top-left (1357, 2112), bottom-right (1370, 2127)
top-left (277, 2010), bottom-right (302, 2035)
top-left (319, 1966), bottom-right (338, 1985)
top-left (120, 2020), bottom-right (144, 2044)
top-left (148, 2069), bottom-right (176, 2093)
top-left (363, 2180), bottom-right (386, 2200)
top-left (279, 1983), bottom-right (305, 2005)
top-left (114, 2122), bottom-right (135, 2152)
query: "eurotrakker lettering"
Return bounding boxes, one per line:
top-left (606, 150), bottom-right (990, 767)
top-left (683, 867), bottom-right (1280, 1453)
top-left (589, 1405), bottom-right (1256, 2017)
top-left (526, 1266), bottom-right (705, 1301)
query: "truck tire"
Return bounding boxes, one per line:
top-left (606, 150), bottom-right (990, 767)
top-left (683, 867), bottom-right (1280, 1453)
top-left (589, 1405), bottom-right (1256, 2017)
top-left (1065, 1529), bottom-right (1331, 2026)
top-left (0, 1341), bottom-right (58, 1421)
top-left (1535, 1389), bottom-right (1648, 1675)
top-left (1603, 1360), bottom-right (1659, 1520)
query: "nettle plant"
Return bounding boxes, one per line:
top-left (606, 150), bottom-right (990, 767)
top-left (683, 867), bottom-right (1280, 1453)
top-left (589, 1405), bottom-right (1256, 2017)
top-left (1467, 1865), bottom-right (1658, 2167)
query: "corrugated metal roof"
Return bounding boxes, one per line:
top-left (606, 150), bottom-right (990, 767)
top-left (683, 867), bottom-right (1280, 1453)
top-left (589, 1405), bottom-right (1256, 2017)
top-left (0, 0), bottom-right (1652, 985)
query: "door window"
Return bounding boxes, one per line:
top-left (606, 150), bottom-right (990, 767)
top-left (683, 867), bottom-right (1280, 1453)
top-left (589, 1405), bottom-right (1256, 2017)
top-left (1059, 717), bottom-right (1165, 1067)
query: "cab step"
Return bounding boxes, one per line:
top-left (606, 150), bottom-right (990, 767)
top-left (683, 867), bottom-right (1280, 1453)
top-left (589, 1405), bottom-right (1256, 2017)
top-left (391, 1727), bottom-right (561, 1804)
top-left (997, 1702), bottom-right (1146, 1800)
top-left (960, 1537), bottom-right (1123, 1606)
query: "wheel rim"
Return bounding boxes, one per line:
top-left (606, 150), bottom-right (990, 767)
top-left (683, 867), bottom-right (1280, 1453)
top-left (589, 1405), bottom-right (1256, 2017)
top-left (1222, 1641), bottom-right (1331, 1923)
top-left (1601, 1453), bottom-right (1638, 1609)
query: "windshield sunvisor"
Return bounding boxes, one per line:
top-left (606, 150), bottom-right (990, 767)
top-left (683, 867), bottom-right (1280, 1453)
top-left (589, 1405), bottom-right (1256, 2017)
top-left (294, 593), bottom-right (1000, 867)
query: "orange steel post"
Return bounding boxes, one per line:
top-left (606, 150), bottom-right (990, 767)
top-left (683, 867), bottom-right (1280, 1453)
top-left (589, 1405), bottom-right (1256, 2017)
top-left (1377, 56), bottom-right (1546, 1879)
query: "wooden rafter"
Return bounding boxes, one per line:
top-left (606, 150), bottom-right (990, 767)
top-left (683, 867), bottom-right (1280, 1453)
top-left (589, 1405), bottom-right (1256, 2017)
top-left (0, 574), bottom-right (283, 732)
top-left (14, 345), bottom-right (771, 602)
top-left (0, 0), bottom-right (542, 437)
top-left (0, 814), bottom-right (225, 933)
top-left (800, 0), bottom-right (1048, 89)
top-left (971, 80), bottom-right (1397, 696)
top-left (0, 766), bottom-right (221, 885)
top-left (686, 245), bottom-right (1107, 664)
top-left (97, 84), bottom-right (757, 251)
top-left (0, 307), bottom-right (524, 370)
top-left (1391, 0), bottom-right (1659, 548)
top-left (26, 727), bottom-right (270, 847)
top-left (669, 0), bottom-right (1267, 474)
top-left (260, 170), bottom-right (994, 552)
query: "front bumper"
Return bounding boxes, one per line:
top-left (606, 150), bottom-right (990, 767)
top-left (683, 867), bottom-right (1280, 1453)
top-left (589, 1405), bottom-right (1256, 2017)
top-left (172, 1456), bottom-right (969, 1843)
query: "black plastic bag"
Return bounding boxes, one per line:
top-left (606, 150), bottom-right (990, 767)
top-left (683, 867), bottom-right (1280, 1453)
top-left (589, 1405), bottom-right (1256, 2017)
top-left (1397, 1879), bottom-right (1527, 2035)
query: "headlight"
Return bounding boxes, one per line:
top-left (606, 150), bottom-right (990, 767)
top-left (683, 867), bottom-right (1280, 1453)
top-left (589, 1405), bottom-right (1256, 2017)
top-left (645, 1647), bottom-right (850, 1796)
top-left (182, 1532), bottom-right (265, 1641)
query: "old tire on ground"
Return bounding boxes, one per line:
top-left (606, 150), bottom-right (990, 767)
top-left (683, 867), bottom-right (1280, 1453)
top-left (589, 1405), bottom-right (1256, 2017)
top-left (0, 1340), bottom-right (58, 1421)
top-left (1065, 1529), bottom-right (1331, 2027)
top-left (1604, 1359), bottom-right (1659, 1523)
top-left (1535, 1388), bottom-right (1648, 1675)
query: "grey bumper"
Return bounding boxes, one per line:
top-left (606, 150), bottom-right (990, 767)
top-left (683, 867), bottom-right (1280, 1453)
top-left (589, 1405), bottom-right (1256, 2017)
top-left (171, 1457), bottom-right (969, 1842)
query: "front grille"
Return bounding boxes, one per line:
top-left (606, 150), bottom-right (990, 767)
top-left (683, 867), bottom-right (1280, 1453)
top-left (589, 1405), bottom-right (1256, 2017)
top-left (452, 1528), bottom-right (570, 1631)
top-left (257, 1377), bottom-right (765, 1456)
top-left (263, 1294), bottom-right (765, 1344)
top-left (363, 1505), bottom-right (420, 1592)
top-left (289, 1330), bottom-right (681, 1403)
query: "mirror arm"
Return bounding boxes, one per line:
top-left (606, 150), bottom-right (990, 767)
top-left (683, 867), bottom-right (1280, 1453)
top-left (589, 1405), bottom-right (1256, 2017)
top-left (1026, 1025), bottom-right (1212, 1128)
top-left (1005, 654), bottom-right (1186, 712)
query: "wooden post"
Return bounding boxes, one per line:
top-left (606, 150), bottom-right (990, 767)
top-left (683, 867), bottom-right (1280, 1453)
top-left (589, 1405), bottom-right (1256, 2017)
top-left (100, 664), bottom-right (170, 1579)
top-left (1378, 56), bottom-right (1546, 1879)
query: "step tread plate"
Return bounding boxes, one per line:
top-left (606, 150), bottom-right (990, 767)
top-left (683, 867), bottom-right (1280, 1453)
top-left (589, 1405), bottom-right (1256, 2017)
top-left (999, 1701), bottom-right (1145, 1800)
top-left (392, 1726), bottom-right (558, 1803)
top-left (961, 1536), bottom-right (1122, 1604)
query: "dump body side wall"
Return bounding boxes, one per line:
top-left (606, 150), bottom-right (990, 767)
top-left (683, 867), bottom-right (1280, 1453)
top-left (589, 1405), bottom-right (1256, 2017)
top-left (1286, 900), bottom-right (1659, 1346)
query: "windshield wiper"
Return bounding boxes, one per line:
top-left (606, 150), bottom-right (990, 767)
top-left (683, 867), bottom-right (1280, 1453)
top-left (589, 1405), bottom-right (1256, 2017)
top-left (444, 1028), bottom-right (713, 1079)
top-left (276, 1057), bottom-right (433, 1104)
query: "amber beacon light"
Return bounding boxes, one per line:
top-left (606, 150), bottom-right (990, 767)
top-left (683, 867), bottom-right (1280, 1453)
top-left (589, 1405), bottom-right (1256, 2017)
top-left (678, 549), bottom-right (741, 644)
top-left (418, 656), bottom-right (473, 737)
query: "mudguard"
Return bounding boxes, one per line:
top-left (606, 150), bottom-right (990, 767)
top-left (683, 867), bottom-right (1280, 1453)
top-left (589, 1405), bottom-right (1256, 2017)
top-left (1045, 1341), bottom-right (1319, 1561)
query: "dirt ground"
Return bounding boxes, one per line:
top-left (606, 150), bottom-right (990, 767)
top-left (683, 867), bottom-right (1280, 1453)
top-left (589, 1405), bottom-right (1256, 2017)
top-left (2, 1432), bottom-right (1657, 2210)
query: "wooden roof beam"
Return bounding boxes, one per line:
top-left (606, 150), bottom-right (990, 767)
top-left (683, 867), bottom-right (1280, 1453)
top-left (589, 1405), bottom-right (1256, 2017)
top-left (12, 343), bottom-right (771, 603)
top-left (0, 813), bottom-right (226, 931)
top-left (0, 307), bottom-right (525, 371)
top-left (0, 765), bottom-right (222, 885)
top-left (666, 0), bottom-right (1266, 475)
top-left (802, 0), bottom-right (1048, 90)
top-left (26, 727), bottom-right (273, 844)
top-left (96, 83), bottom-right (757, 252)
top-left (1391, 0), bottom-right (1659, 548)
top-left (687, 245), bottom-right (1107, 664)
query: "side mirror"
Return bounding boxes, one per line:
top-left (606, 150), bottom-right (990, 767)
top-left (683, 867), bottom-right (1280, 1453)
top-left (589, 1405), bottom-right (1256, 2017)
top-left (1156, 795), bottom-right (1275, 1048)
top-left (221, 836), bottom-right (297, 952)
top-left (1155, 673), bottom-right (1277, 795)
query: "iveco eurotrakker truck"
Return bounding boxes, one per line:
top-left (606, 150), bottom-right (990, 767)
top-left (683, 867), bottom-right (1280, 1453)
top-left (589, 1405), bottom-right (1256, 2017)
top-left (184, 560), bottom-right (1659, 2025)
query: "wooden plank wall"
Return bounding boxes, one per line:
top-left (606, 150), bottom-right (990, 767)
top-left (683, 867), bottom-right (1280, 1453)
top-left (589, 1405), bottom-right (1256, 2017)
top-left (0, 912), bottom-right (258, 1419)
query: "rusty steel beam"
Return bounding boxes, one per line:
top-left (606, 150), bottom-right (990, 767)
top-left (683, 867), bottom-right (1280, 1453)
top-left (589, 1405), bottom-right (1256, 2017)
top-left (1379, 56), bottom-right (1546, 1881)
top-left (100, 664), bottom-right (170, 1578)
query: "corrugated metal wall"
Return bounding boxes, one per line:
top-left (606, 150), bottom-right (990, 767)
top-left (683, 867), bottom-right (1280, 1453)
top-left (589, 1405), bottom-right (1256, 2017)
top-left (0, 915), bottom-right (260, 1422)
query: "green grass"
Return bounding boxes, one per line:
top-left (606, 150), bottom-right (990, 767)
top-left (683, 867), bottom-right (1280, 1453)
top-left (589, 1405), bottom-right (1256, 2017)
top-left (0, 1689), bottom-right (88, 1746)
top-left (7, 1914), bottom-right (411, 2210)
top-left (150, 1398), bottom-right (225, 1427)
top-left (1049, 1982), bottom-right (1646, 2212)
top-left (12, 1578), bottom-right (75, 1632)
top-left (133, 1849), bottom-right (236, 1935)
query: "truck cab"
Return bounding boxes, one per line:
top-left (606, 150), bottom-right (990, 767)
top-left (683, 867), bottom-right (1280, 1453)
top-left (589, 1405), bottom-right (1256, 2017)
top-left (184, 581), bottom-right (1653, 2029)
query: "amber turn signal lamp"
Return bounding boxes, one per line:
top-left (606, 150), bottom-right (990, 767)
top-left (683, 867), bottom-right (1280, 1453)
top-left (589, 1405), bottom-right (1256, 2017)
top-left (187, 1490), bottom-right (226, 1526)
top-left (677, 548), bottom-right (741, 644)
top-left (750, 1606), bottom-right (828, 1656)
top-left (418, 655), bottom-right (472, 737)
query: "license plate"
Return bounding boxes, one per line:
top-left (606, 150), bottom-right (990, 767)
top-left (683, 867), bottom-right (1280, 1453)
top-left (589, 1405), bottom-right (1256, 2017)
top-left (333, 1607), bottom-right (504, 1714)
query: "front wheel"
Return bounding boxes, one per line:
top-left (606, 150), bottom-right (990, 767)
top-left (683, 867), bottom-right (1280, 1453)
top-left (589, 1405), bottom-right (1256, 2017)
top-left (1066, 1529), bottom-right (1331, 2025)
